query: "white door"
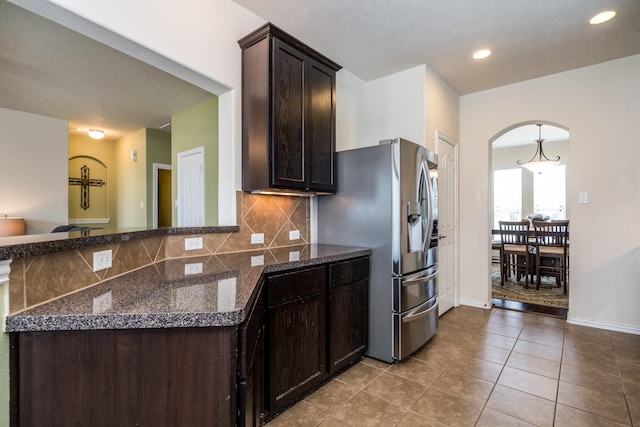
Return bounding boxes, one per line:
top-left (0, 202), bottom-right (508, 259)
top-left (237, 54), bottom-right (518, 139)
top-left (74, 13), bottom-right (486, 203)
top-left (177, 147), bottom-right (204, 227)
top-left (436, 132), bottom-right (459, 315)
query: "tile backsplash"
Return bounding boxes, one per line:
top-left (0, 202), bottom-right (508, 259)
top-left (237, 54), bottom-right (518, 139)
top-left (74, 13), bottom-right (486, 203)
top-left (8, 191), bottom-right (310, 314)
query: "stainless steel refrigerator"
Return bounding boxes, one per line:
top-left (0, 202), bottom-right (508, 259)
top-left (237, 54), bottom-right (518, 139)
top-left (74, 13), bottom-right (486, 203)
top-left (318, 138), bottom-right (438, 363)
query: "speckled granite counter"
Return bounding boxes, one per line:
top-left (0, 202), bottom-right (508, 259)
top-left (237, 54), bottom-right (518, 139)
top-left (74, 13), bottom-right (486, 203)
top-left (5, 244), bottom-right (369, 332)
top-left (0, 226), bottom-right (239, 260)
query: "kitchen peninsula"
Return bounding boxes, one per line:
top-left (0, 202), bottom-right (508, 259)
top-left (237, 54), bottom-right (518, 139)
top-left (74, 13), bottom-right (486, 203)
top-left (1, 227), bottom-right (369, 426)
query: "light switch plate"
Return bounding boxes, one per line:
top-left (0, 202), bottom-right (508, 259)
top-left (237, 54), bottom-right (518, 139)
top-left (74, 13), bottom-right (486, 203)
top-left (251, 233), bottom-right (264, 244)
top-left (251, 255), bottom-right (264, 266)
top-left (93, 249), bottom-right (112, 272)
top-left (289, 251), bottom-right (300, 261)
top-left (185, 237), bottom-right (203, 251)
top-left (579, 192), bottom-right (588, 204)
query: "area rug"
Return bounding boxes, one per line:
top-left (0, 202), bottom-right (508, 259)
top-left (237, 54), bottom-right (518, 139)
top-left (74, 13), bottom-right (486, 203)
top-left (491, 264), bottom-right (568, 309)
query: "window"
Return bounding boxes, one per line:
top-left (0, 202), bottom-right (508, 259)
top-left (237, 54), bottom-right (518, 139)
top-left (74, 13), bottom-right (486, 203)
top-left (493, 168), bottom-right (522, 228)
top-left (534, 165), bottom-right (566, 219)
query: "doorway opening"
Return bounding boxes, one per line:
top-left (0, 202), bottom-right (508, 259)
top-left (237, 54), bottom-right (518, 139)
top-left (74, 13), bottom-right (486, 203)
top-left (489, 121), bottom-right (570, 315)
top-left (153, 163), bottom-right (172, 228)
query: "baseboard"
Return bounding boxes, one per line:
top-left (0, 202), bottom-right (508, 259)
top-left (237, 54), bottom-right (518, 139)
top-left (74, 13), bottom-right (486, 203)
top-left (459, 298), bottom-right (493, 310)
top-left (567, 315), bottom-right (640, 336)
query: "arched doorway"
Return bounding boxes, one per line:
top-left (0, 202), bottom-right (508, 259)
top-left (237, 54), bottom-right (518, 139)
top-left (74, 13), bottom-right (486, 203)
top-left (489, 121), bottom-right (570, 314)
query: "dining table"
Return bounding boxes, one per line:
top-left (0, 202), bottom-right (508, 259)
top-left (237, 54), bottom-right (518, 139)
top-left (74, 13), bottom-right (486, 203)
top-left (491, 226), bottom-right (569, 288)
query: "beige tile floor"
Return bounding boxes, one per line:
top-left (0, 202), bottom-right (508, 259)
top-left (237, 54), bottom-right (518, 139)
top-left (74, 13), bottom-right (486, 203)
top-left (266, 306), bottom-right (640, 427)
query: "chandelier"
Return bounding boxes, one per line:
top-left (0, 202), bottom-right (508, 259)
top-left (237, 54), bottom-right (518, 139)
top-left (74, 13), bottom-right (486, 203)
top-left (517, 124), bottom-right (560, 173)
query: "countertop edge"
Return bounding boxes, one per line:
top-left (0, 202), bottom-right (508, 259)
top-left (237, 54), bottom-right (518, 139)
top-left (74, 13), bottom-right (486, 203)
top-left (0, 226), bottom-right (239, 260)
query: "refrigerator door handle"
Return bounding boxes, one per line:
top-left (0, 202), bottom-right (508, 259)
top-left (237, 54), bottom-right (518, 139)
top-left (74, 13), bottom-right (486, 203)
top-left (421, 158), bottom-right (435, 254)
top-left (402, 271), bottom-right (438, 287)
top-left (402, 296), bottom-right (439, 322)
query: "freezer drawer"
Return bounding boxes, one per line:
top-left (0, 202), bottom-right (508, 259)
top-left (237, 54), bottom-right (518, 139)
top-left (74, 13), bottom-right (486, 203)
top-left (393, 267), bottom-right (437, 313)
top-left (393, 295), bottom-right (438, 361)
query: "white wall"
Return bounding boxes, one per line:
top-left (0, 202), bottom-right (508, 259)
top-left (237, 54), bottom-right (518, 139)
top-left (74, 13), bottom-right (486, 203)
top-left (425, 66), bottom-right (460, 149)
top-left (460, 55), bottom-right (640, 333)
top-left (0, 108), bottom-right (68, 234)
top-left (335, 69), bottom-right (366, 151)
top-left (361, 65), bottom-right (426, 147)
top-left (336, 64), bottom-right (459, 152)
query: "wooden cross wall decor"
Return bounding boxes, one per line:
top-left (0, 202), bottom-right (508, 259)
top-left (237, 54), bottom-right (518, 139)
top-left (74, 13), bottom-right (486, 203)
top-left (69, 165), bottom-right (105, 210)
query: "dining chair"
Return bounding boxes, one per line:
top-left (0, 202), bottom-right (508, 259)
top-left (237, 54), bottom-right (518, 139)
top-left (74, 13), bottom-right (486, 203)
top-left (499, 220), bottom-right (533, 288)
top-left (532, 220), bottom-right (569, 293)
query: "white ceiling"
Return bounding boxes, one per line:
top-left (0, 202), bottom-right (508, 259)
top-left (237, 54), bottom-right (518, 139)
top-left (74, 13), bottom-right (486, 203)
top-left (0, 1), bottom-right (214, 140)
top-left (1, 0), bottom-right (639, 142)
top-left (235, 0), bottom-right (640, 95)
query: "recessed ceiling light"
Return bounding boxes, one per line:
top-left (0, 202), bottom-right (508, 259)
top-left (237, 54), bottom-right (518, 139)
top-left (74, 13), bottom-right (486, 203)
top-left (473, 49), bottom-right (492, 60)
top-left (88, 129), bottom-right (105, 139)
top-left (589, 11), bottom-right (616, 25)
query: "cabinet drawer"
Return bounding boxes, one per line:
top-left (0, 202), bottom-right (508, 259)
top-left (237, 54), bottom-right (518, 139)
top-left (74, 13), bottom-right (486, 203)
top-left (329, 257), bottom-right (369, 288)
top-left (267, 266), bottom-right (326, 306)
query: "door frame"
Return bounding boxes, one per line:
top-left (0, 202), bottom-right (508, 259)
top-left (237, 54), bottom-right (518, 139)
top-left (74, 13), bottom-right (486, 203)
top-left (436, 131), bottom-right (459, 314)
top-left (152, 163), bottom-right (172, 228)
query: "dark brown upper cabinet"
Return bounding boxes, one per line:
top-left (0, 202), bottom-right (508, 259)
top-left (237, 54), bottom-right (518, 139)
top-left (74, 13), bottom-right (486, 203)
top-left (238, 23), bottom-right (342, 195)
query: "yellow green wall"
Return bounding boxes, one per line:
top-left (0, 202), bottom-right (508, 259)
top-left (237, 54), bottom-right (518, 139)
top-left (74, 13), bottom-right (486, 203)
top-left (115, 129), bottom-right (147, 228)
top-left (145, 129), bottom-right (172, 226)
top-left (171, 96), bottom-right (219, 226)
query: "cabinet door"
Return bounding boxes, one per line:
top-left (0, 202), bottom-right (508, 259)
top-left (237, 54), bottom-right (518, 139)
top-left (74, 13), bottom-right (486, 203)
top-left (329, 279), bottom-right (369, 373)
top-left (267, 292), bottom-right (327, 413)
top-left (238, 285), bottom-right (265, 427)
top-left (272, 37), bottom-right (306, 190)
top-left (305, 58), bottom-right (336, 192)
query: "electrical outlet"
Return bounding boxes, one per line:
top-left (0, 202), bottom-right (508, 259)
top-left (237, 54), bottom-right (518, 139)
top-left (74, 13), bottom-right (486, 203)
top-left (184, 262), bottom-right (203, 275)
top-left (92, 290), bottom-right (112, 313)
top-left (251, 255), bottom-right (264, 266)
top-left (185, 237), bottom-right (203, 251)
top-left (93, 249), bottom-right (112, 272)
top-left (289, 251), bottom-right (300, 262)
top-left (289, 230), bottom-right (300, 240)
top-left (251, 233), bottom-right (264, 244)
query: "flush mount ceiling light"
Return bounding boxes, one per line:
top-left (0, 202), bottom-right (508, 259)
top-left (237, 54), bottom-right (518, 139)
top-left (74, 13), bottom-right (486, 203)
top-left (88, 129), bottom-right (105, 139)
top-left (472, 49), bottom-right (492, 60)
top-left (589, 10), bottom-right (616, 25)
top-left (517, 124), bottom-right (561, 173)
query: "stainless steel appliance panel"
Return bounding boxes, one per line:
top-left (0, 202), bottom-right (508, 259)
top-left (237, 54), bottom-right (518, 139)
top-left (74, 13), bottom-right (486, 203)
top-left (382, 138), bottom-right (436, 276)
top-left (318, 144), bottom-right (396, 361)
top-left (393, 295), bottom-right (439, 360)
top-left (393, 267), bottom-right (437, 313)
top-left (318, 138), bottom-right (438, 363)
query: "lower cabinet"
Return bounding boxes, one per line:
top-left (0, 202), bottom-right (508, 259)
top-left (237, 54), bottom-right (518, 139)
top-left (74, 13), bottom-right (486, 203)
top-left (329, 257), bottom-right (369, 374)
top-left (9, 256), bottom-right (368, 427)
top-left (11, 327), bottom-right (238, 427)
top-left (263, 256), bottom-right (369, 421)
top-left (265, 266), bottom-right (327, 416)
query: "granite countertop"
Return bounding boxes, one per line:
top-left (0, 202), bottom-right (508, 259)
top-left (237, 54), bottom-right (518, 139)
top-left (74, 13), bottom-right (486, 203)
top-left (5, 244), bottom-right (370, 333)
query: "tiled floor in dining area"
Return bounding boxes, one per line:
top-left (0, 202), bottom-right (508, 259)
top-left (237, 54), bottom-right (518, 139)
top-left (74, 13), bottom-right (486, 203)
top-left (267, 306), bottom-right (639, 427)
